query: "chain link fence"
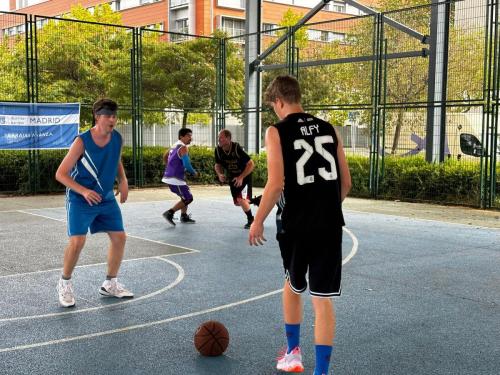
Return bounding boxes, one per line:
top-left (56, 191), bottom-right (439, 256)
top-left (0, 1), bottom-right (498, 208)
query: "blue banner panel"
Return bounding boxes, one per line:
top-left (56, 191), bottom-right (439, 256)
top-left (0, 102), bottom-right (80, 150)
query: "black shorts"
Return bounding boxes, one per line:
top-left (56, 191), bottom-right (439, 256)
top-left (278, 227), bottom-right (342, 297)
top-left (229, 176), bottom-right (252, 205)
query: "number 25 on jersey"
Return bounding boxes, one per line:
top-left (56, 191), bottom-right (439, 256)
top-left (294, 135), bottom-right (338, 185)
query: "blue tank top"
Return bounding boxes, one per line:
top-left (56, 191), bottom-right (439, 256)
top-left (68, 129), bottom-right (123, 203)
top-left (164, 141), bottom-right (186, 181)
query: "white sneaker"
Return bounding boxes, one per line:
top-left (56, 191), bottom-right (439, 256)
top-left (99, 278), bottom-right (134, 298)
top-left (57, 278), bottom-right (75, 308)
top-left (276, 346), bottom-right (304, 372)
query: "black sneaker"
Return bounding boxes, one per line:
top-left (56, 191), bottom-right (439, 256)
top-left (244, 217), bottom-right (254, 229)
top-left (181, 214), bottom-right (196, 223)
top-left (249, 195), bottom-right (262, 206)
top-left (163, 210), bottom-right (176, 226)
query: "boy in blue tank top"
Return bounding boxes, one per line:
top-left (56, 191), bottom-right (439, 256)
top-left (55, 99), bottom-right (133, 308)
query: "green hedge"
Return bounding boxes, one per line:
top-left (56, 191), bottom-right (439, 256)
top-left (0, 147), bottom-right (498, 208)
top-left (121, 146), bottom-right (268, 187)
top-left (379, 156), bottom-right (483, 205)
top-left (346, 154), bottom-right (371, 198)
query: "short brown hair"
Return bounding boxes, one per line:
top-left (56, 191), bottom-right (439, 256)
top-left (92, 98), bottom-right (118, 126)
top-left (93, 98), bottom-right (117, 115)
top-left (219, 129), bottom-right (232, 139)
top-left (264, 75), bottom-right (301, 105)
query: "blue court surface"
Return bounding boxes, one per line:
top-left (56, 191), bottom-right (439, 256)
top-left (0, 193), bottom-right (498, 375)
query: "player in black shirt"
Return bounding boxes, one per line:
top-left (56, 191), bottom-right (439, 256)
top-left (214, 129), bottom-right (255, 228)
top-left (249, 75), bottom-right (351, 375)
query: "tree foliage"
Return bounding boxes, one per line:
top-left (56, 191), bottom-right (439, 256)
top-left (0, 1), bottom-right (488, 142)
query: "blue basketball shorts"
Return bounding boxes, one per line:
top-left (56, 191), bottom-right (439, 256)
top-left (66, 198), bottom-right (124, 236)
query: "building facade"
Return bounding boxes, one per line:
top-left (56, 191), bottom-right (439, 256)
top-left (3, 0), bottom-right (378, 39)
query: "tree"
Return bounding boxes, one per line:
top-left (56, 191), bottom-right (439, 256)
top-left (34, 4), bottom-right (132, 127)
top-left (141, 34), bottom-right (217, 128)
top-left (342, 0), bottom-right (485, 154)
top-left (0, 36), bottom-right (27, 102)
top-left (260, 9), bottom-right (364, 128)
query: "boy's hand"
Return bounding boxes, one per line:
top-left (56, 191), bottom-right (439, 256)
top-left (249, 221), bottom-right (267, 246)
top-left (232, 175), bottom-right (244, 187)
top-left (117, 179), bottom-right (129, 203)
top-left (82, 189), bottom-right (102, 206)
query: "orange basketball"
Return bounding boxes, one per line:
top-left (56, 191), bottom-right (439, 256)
top-left (194, 320), bottom-right (229, 356)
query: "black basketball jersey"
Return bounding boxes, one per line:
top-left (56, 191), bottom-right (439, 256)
top-left (273, 112), bottom-right (345, 231)
top-left (214, 142), bottom-right (251, 178)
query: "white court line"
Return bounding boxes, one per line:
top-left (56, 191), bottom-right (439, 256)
top-left (342, 227), bottom-right (358, 265)
top-left (0, 227), bottom-right (359, 353)
top-left (12, 209), bottom-right (200, 253)
top-left (345, 208), bottom-right (500, 231)
top-left (16, 209), bottom-right (65, 222)
top-left (0, 257), bottom-right (184, 323)
top-left (0, 253), bottom-right (193, 280)
top-left (0, 289), bottom-right (284, 353)
top-left (127, 234), bottom-right (200, 253)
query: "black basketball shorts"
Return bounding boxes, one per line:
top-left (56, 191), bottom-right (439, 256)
top-left (277, 227), bottom-right (343, 298)
top-left (229, 176), bottom-right (252, 205)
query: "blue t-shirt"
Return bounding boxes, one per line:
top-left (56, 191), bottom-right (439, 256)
top-left (67, 129), bottom-right (123, 203)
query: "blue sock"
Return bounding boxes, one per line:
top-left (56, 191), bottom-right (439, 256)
top-left (285, 323), bottom-right (300, 353)
top-left (314, 345), bottom-right (333, 375)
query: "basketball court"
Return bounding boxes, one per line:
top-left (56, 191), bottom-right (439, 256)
top-left (0, 186), bottom-right (498, 374)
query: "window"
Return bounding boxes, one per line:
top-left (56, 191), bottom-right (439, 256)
top-left (141, 0), bottom-right (161, 4)
top-left (87, 6), bottom-right (95, 14)
top-left (266, 0), bottom-right (346, 12)
top-left (307, 29), bottom-right (321, 41)
top-left (17, 0), bottom-right (48, 9)
top-left (108, 0), bottom-right (121, 11)
top-left (326, 1), bottom-right (346, 13)
top-left (325, 32), bottom-right (345, 42)
top-left (307, 29), bottom-right (345, 42)
top-left (171, 18), bottom-right (189, 41)
top-left (222, 17), bottom-right (245, 41)
top-left (2, 24), bottom-right (26, 36)
top-left (171, 0), bottom-right (189, 6)
top-left (263, 23), bottom-right (278, 36)
top-left (266, 0), bottom-right (293, 4)
top-left (35, 18), bottom-right (48, 29)
top-left (145, 23), bottom-right (164, 31)
top-left (217, 0), bottom-right (245, 9)
top-left (174, 18), bottom-right (189, 34)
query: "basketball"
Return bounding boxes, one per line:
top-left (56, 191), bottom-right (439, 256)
top-left (194, 320), bottom-right (229, 356)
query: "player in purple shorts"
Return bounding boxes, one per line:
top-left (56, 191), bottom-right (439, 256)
top-left (161, 128), bottom-right (197, 226)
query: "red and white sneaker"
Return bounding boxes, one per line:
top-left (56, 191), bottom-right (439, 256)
top-left (276, 346), bottom-right (304, 373)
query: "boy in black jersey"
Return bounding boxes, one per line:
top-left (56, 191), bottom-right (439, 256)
top-left (214, 129), bottom-right (255, 229)
top-left (249, 75), bottom-right (351, 375)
